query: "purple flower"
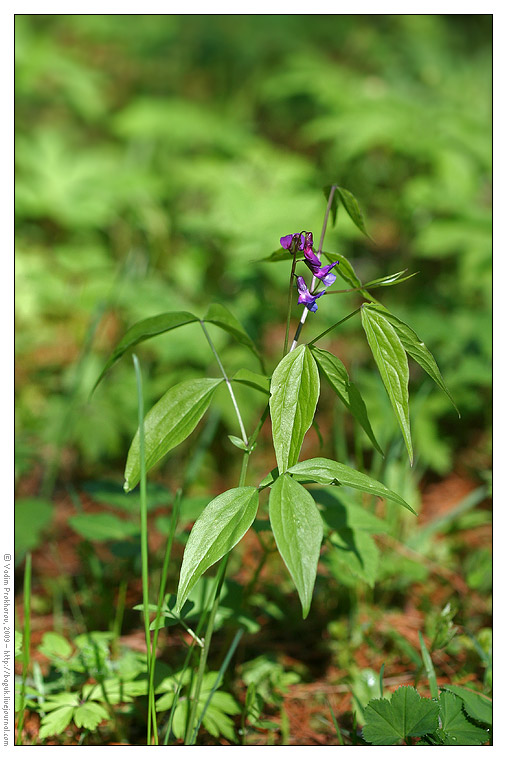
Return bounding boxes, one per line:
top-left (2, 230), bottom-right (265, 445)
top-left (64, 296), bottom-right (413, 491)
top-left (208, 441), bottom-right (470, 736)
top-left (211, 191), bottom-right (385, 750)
top-left (296, 276), bottom-right (326, 312)
top-left (280, 233), bottom-right (304, 252)
top-left (303, 247), bottom-right (339, 287)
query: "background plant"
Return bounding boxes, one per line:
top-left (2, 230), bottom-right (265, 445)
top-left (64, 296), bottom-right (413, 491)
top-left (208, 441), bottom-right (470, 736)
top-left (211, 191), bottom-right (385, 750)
top-left (15, 14), bottom-right (491, 746)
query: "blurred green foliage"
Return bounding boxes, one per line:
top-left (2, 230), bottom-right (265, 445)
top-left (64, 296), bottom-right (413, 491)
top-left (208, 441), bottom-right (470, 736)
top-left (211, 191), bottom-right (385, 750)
top-left (15, 14), bottom-right (491, 485)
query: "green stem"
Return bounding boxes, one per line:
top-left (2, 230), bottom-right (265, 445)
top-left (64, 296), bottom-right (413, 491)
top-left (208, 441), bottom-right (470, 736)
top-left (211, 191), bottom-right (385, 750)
top-left (132, 354), bottom-right (153, 745)
top-left (200, 321), bottom-right (249, 446)
top-left (307, 307), bottom-right (362, 346)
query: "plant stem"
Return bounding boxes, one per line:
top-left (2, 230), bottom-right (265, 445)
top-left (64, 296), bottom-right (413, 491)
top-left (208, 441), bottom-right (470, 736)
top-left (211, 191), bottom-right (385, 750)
top-left (307, 308), bottom-right (362, 346)
top-left (132, 354), bottom-right (154, 745)
top-left (200, 321), bottom-right (249, 446)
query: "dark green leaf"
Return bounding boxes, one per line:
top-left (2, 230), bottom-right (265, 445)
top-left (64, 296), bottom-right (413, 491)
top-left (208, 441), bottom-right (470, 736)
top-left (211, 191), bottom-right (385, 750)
top-left (176, 487), bottom-right (259, 612)
top-left (268, 474), bottom-right (323, 618)
top-left (362, 686), bottom-right (439, 745)
top-left (288, 458), bottom-right (415, 514)
top-left (335, 186), bottom-right (370, 238)
top-left (365, 304), bottom-right (459, 415)
top-left (310, 346), bottom-right (383, 455)
top-left (440, 685), bottom-right (492, 727)
top-left (437, 691), bottom-right (489, 745)
top-left (124, 377), bottom-right (223, 492)
top-left (204, 302), bottom-right (261, 362)
top-left (93, 311), bottom-right (199, 392)
top-left (361, 305), bottom-right (413, 464)
top-left (269, 345), bottom-right (320, 473)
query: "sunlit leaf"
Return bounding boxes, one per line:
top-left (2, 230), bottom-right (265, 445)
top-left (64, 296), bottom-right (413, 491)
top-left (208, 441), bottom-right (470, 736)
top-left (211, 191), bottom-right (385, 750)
top-left (362, 686), bottom-right (439, 745)
top-left (269, 345), bottom-right (319, 473)
top-left (268, 474), bottom-right (323, 618)
top-left (124, 378), bottom-right (223, 492)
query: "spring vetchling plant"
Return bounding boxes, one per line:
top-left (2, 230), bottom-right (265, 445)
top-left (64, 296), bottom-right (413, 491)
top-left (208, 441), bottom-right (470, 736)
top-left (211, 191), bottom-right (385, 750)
top-left (93, 184), bottom-right (458, 744)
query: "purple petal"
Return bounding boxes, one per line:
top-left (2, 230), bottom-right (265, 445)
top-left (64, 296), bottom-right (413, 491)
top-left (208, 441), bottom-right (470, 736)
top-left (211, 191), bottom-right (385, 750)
top-left (280, 234), bottom-right (294, 249)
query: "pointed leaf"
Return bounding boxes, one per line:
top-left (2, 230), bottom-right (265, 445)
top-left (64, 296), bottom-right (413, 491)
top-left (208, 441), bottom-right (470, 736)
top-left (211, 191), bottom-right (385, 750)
top-left (336, 186), bottom-right (370, 238)
top-left (204, 303), bottom-right (260, 362)
top-left (365, 304), bottom-right (459, 414)
top-left (361, 305), bottom-right (413, 464)
top-left (288, 458), bottom-right (415, 514)
top-left (39, 705), bottom-right (76, 740)
top-left (231, 368), bottom-right (270, 396)
top-left (364, 270), bottom-right (418, 288)
top-left (310, 346), bottom-right (383, 455)
top-left (74, 702), bottom-right (109, 731)
top-left (269, 345), bottom-right (320, 473)
top-left (327, 528), bottom-right (379, 587)
top-left (176, 487), bottom-right (259, 612)
top-left (437, 691), bottom-right (489, 745)
top-left (322, 251), bottom-right (362, 289)
top-left (323, 184), bottom-right (339, 227)
top-left (268, 474), bottom-right (323, 618)
top-left (124, 377), bottom-right (223, 492)
top-left (93, 311), bottom-right (199, 391)
top-left (362, 686), bottom-right (439, 745)
top-left (260, 248), bottom-right (294, 263)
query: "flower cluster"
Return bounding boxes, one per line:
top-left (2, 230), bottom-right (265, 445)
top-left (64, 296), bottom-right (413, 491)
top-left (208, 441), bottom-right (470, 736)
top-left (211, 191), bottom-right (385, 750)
top-left (280, 231), bottom-right (339, 312)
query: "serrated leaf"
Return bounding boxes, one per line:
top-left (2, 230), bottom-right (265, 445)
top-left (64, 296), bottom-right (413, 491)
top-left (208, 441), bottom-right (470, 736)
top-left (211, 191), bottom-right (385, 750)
top-left (176, 487), bottom-right (259, 612)
top-left (204, 302), bottom-right (260, 363)
top-left (335, 186), bottom-right (370, 238)
top-left (365, 304), bottom-right (459, 415)
top-left (437, 691), bottom-right (489, 745)
top-left (362, 686), bottom-right (439, 745)
top-left (124, 377), bottom-right (223, 492)
top-left (361, 305), bottom-right (413, 464)
top-left (268, 474), bottom-right (323, 618)
top-left (38, 632), bottom-right (73, 661)
top-left (39, 705), bottom-right (76, 740)
top-left (269, 345), bottom-right (320, 473)
top-left (73, 702), bottom-right (109, 730)
top-left (440, 685), bottom-right (492, 726)
top-left (310, 346), bottom-right (383, 455)
top-left (93, 311), bottom-right (199, 392)
top-left (288, 458), bottom-right (415, 514)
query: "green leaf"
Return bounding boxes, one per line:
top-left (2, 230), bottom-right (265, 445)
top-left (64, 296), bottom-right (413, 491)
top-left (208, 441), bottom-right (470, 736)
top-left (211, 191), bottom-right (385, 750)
top-left (228, 435), bottom-right (249, 451)
top-left (361, 305), bottom-right (413, 464)
top-left (74, 702), bottom-right (109, 730)
top-left (176, 487), bottom-right (259, 612)
top-left (437, 691), bottom-right (489, 745)
top-left (124, 377), bottom-right (223, 492)
top-left (68, 512), bottom-right (139, 541)
top-left (327, 528), bottom-right (379, 587)
top-left (418, 632), bottom-right (438, 699)
top-left (268, 474), bottom-right (323, 618)
top-left (323, 184), bottom-right (339, 227)
top-left (440, 685), bottom-right (492, 727)
top-left (322, 251), bottom-right (362, 289)
top-left (288, 458), bottom-right (415, 514)
top-left (269, 345), bottom-right (320, 473)
top-left (93, 311), bottom-right (199, 391)
top-left (315, 489), bottom-right (389, 535)
top-left (335, 186), bottom-right (370, 238)
top-left (231, 368), bottom-right (270, 395)
top-left (204, 302), bottom-right (260, 363)
top-left (38, 632), bottom-right (73, 661)
top-left (362, 686), bottom-right (439, 745)
top-left (309, 346), bottom-right (383, 455)
top-left (14, 498), bottom-right (54, 556)
top-left (39, 705), bottom-right (76, 740)
top-left (365, 304), bottom-right (459, 415)
top-left (363, 270), bottom-right (418, 288)
top-left (260, 248), bottom-right (294, 263)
